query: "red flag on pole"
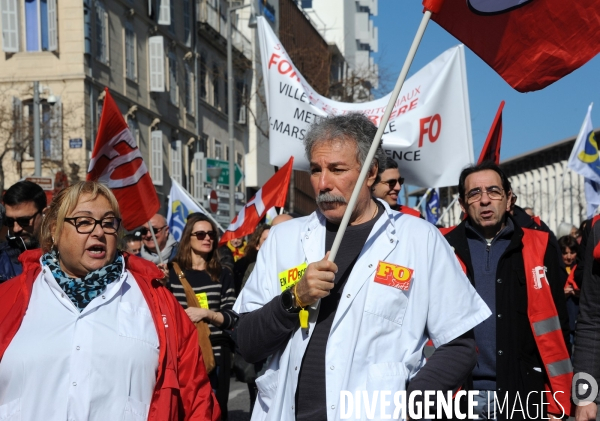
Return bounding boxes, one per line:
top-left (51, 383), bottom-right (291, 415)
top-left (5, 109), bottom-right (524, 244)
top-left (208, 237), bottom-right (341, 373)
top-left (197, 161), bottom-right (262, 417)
top-left (429, 0), bottom-right (600, 92)
top-left (477, 100), bottom-right (505, 165)
top-left (219, 157), bottom-right (294, 246)
top-left (87, 88), bottom-right (160, 230)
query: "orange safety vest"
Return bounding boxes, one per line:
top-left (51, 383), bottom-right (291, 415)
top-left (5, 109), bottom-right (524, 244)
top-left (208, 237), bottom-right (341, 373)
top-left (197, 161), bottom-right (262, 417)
top-left (426, 226), bottom-right (572, 415)
top-left (521, 228), bottom-right (573, 416)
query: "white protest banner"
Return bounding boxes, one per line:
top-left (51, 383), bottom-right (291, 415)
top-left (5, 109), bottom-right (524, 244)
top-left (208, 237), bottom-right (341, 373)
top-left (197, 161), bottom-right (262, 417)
top-left (258, 17), bottom-right (474, 188)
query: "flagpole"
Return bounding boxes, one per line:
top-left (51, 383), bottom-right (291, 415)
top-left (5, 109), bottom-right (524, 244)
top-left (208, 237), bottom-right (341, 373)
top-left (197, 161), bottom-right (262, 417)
top-left (328, 10), bottom-right (435, 262)
top-left (148, 223), bottom-right (164, 265)
top-left (436, 194), bottom-right (459, 225)
top-left (415, 188), bottom-right (433, 212)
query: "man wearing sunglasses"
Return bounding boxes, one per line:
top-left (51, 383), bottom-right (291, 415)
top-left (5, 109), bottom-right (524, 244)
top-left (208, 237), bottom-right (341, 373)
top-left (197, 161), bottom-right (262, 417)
top-left (372, 157), bottom-right (422, 218)
top-left (139, 213), bottom-right (178, 264)
top-left (0, 181), bottom-right (47, 283)
top-left (443, 161), bottom-right (570, 420)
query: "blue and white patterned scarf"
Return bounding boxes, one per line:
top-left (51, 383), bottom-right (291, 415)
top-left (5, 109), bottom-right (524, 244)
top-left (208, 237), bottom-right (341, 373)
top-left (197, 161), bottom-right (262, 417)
top-left (42, 251), bottom-right (124, 312)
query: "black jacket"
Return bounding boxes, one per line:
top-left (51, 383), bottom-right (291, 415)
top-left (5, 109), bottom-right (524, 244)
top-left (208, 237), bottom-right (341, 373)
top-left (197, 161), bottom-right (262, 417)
top-left (444, 216), bottom-right (569, 419)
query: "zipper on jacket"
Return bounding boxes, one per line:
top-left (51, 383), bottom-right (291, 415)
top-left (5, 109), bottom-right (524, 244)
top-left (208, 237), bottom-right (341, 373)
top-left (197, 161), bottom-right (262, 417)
top-left (485, 242), bottom-right (491, 271)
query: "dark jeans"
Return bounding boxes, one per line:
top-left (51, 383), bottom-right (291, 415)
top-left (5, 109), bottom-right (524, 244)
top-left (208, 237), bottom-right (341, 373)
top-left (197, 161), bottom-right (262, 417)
top-left (209, 346), bottom-right (232, 420)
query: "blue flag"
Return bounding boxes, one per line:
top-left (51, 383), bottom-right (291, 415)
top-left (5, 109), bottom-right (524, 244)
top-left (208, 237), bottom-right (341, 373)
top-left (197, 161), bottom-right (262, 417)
top-left (425, 189), bottom-right (441, 224)
top-left (166, 180), bottom-right (207, 242)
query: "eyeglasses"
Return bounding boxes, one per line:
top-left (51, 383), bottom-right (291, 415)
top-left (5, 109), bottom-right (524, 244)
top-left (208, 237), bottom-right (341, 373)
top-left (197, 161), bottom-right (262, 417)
top-left (191, 230), bottom-right (217, 241)
top-left (465, 187), bottom-right (504, 204)
top-left (4, 211), bottom-right (41, 229)
top-left (379, 177), bottom-right (404, 189)
top-left (139, 226), bottom-right (167, 236)
top-left (64, 216), bottom-right (121, 234)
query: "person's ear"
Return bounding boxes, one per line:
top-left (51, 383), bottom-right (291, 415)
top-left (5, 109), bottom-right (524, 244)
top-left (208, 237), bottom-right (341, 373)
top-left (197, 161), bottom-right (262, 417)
top-left (459, 198), bottom-right (467, 215)
top-left (366, 163), bottom-right (378, 188)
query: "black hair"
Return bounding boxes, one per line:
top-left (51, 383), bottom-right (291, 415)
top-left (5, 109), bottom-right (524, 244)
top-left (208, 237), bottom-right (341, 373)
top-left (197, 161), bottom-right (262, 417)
top-left (374, 157), bottom-right (399, 185)
top-left (458, 161), bottom-right (511, 201)
top-left (558, 235), bottom-right (579, 255)
top-left (3, 180), bottom-right (47, 212)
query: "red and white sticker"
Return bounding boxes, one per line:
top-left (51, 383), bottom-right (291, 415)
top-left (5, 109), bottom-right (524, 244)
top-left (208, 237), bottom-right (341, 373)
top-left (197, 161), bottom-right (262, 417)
top-left (373, 261), bottom-right (414, 291)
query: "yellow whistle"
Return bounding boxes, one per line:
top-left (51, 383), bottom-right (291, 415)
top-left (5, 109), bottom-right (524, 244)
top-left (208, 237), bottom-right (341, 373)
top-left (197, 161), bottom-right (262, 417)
top-left (299, 308), bottom-right (309, 329)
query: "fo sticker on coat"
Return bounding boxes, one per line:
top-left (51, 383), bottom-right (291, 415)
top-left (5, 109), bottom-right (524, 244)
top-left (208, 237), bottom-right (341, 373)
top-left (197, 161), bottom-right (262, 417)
top-left (374, 261), bottom-right (414, 291)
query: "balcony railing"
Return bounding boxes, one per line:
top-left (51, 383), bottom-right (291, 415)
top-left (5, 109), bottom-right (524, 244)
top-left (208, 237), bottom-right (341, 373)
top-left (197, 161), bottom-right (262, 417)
top-left (197, 0), bottom-right (252, 59)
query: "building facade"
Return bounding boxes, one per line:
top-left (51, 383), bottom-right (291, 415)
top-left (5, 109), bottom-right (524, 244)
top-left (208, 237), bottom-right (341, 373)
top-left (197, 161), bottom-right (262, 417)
top-left (0, 0), bottom-right (252, 227)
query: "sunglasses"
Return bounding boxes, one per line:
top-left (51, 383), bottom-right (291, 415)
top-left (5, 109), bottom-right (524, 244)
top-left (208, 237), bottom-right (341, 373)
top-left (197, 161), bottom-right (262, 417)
top-left (138, 226), bottom-right (167, 236)
top-left (380, 177), bottom-right (404, 189)
top-left (191, 230), bottom-right (217, 241)
top-left (3, 211), bottom-right (41, 229)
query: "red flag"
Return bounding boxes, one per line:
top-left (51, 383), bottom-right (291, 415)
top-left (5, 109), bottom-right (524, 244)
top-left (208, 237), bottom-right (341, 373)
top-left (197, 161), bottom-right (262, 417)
top-left (477, 100), bottom-right (505, 165)
top-left (87, 88), bottom-right (160, 230)
top-left (219, 157), bottom-right (293, 246)
top-left (429, 0), bottom-right (600, 92)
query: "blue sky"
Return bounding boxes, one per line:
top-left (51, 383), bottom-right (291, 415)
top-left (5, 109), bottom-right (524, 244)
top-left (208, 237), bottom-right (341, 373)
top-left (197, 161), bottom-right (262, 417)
top-left (372, 1), bottom-right (600, 162)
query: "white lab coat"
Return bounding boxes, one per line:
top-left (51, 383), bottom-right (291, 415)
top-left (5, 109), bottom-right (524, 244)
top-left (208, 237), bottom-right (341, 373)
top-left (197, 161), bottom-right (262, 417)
top-left (234, 201), bottom-right (491, 421)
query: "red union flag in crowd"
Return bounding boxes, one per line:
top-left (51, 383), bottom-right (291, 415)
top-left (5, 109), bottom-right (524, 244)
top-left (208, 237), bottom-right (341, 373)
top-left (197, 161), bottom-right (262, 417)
top-left (477, 101), bottom-right (505, 165)
top-left (428, 0), bottom-right (600, 92)
top-left (219, 157), bottom-right (293, 246)
top-left (87, 88), bottom-right (160, 230)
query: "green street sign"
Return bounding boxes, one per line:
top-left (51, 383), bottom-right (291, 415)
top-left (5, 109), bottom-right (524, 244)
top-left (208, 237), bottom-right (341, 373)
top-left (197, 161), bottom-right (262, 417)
top-left (206, 158), bottom-right (244, 186)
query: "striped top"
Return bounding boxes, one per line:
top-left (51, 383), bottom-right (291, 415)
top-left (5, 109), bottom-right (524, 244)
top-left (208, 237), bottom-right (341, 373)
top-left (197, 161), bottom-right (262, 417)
top-left (168, 266), bottom-right (237, 361)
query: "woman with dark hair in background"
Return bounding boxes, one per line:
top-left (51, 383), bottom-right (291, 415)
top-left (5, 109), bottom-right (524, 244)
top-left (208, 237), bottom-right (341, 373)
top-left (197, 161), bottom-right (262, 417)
top-left (559, 234), bottom-right (579, 347)
top-left (168, 212), bottom-right (237, 420)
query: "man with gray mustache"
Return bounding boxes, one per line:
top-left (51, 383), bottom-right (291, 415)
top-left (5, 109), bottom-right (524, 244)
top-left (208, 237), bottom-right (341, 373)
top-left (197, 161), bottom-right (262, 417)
top-left (233, 113), bottom-right (490, 421)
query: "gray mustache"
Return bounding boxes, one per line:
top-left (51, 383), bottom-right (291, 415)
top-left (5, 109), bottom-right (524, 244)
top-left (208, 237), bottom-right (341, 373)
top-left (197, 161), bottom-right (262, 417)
top-left (316, 192), bottom-right (347, 204)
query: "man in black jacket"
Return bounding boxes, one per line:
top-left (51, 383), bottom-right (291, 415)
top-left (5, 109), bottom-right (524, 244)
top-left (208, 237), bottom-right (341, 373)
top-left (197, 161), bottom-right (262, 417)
top-left (444, 161), bottom-right (569, 420)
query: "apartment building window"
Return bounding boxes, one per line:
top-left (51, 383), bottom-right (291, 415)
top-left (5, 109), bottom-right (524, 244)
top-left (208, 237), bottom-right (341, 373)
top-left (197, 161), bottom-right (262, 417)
top-left (158, 0), bottom-right (170, 25)
top-left (127, 117), bottom-right (138, 142)
top-left (212, 64), bottom-right (220, 109)
top-left (199, 54), bottom-right (207, 100)
top-left (171, 140), bottom-right (183, 184)
top-left (24, 0), bottom-right (58, 51)
top-left (185, 63), bottom-right (194, 114)
top-left (15, 97), bottom-right (62, 161)
top-left (236, 80), bottom-right (247, 124)
top-left (150, 130), bottom-right (164, 185)
top-left (124, 21), bottom-right (136, 81)
top-left (1, 0), bottom-right (57, 52)
top-left (95, 1), bottom-right (109, 63)
top-left (183, 0), bottom-right (191, 46)
top-left (148, 36), bottom-right (165, 92)
top-left (214, 140), bottom-right (222, 160)
top-left (224, 72), bottom-right (228, 115)
top-left (168, 0), bottom-right (175, 34)
top-left (169, 50), bottom-right (178, 105)
top-left (236, 152), bottom-right (243, 168)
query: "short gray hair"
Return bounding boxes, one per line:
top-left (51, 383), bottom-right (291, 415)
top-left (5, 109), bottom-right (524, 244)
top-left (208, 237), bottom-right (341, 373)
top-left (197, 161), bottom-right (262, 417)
top-left (303, 113), bottom-right (387, 172)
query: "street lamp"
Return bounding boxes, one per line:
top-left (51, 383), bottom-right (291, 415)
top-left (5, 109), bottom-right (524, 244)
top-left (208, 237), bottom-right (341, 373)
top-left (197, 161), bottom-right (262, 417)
top-left (227, 1), bottom-right (255, 222)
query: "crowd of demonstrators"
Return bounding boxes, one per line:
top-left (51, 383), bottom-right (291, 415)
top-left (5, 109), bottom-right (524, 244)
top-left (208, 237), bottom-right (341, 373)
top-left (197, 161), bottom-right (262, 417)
top-left (166, 212), bottom-right (237, 421)
top-left (0, 181), bottom-right (47, 283)
top-left (444, 161), bottom-right (570, 419)
top-left (234, 113), bottom-right (489, 421)
top-left (0, 181), bottom-right (219, 420)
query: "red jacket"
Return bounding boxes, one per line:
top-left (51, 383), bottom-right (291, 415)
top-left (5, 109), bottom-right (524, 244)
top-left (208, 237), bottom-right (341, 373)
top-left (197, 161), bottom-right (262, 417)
top-left (0, 250), bottom-right (220, 421)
